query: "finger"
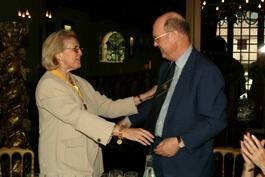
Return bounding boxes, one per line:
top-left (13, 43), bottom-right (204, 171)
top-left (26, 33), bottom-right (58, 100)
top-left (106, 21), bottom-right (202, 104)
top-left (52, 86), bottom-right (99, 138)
top-left (136, 139), bottom-right (148, 146)
top-left (242, 140), bottom-right (254, 157)
top-left (244, 135), bottom-right (258, 152)
top-left (261, 139), bottom-right (265, 147)
top-left (139, 128), bottom-right (155, 138)
top-left (135, 129), bottom-right (154, 143)
top-left (138, 136), bottom-right (151, 145)
top-left (246, 132), bottom-right (251, 138)
top-left (241, 141), bottom-right (252, 158)
top-left (135, 131), bottom-right (153, 145)
top-left (154, 146), bottom-right (163, 155)
top-left (140, 133), bottom-right (154, 143)
top-left (133, 134), bottom-right (149, 146)
top-left (251, 134), bottom-right (263, 149)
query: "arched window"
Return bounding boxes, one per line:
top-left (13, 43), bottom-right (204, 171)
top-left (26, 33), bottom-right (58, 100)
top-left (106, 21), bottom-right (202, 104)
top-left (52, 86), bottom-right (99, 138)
top-left (217, 10), bottom-right (259, 90)
top-left (100, 31), bottom-right (125, 63)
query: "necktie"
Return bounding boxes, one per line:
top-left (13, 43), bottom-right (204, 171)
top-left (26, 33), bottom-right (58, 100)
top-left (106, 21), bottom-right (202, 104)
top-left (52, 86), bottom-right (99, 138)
top-left (144, 62), bottom-right (176, 133)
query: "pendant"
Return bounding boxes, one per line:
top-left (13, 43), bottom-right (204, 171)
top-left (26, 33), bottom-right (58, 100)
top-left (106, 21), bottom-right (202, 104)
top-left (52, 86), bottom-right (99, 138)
top-left (117, 139), bottom-right (123, 145)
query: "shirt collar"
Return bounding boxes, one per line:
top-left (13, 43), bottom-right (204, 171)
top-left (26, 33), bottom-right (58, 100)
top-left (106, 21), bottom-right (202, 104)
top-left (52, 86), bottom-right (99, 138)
top-left (174, 45), bottom-right (193, 69)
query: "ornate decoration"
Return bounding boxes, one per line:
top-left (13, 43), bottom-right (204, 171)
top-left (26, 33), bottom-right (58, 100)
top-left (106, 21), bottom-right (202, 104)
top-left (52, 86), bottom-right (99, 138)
top-left (0, 21), bottom-right (31, 177)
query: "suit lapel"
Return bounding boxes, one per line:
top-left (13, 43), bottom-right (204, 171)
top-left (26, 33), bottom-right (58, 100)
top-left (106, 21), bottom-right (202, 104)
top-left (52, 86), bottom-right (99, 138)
top-left (162, 49), bottom-right (197, 134)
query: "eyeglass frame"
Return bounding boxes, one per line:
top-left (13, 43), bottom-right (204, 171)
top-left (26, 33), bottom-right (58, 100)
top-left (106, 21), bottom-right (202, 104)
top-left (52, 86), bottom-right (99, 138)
top-left (64, 46), bottom-right (83, 53)
top-left (153, 31), bottom-right (172, 41)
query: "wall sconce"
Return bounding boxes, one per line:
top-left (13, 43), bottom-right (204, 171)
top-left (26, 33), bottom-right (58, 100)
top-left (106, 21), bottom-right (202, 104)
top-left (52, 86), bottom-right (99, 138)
top-left (45, 11), bottom-right (52, 19)
top-left (17, 9), bottom-right (31, 19)
top-left (129, 36), bottom-right (134, 56)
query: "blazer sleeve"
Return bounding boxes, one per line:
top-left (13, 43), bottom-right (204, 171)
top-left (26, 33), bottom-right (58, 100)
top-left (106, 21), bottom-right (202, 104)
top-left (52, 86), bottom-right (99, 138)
top-left (76, 75), bottom-right (138, 118)
top-left (36, 76), bottom-right (135, 145)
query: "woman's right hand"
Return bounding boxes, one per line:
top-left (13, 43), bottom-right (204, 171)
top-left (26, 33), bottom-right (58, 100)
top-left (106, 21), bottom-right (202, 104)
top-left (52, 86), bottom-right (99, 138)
top-left (241, 132), bottom-right (254, 166)
top-left (141, 85), bottom-right (157, 100)
top-left (112, 125), bottom-right (154, 146)
top-left (241, 132), bottom-right (265, 172)
top-left (121, 127), bottom-right (154, 146)
top-left (134, 85), bottom-right (157, 105)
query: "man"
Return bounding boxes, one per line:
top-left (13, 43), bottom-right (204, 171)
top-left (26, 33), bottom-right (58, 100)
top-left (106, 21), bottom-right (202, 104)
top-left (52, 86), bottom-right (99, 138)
top-left (122, 11), bottom-right (227, 177)
top-left (205, 36), bottom-right (245, 147)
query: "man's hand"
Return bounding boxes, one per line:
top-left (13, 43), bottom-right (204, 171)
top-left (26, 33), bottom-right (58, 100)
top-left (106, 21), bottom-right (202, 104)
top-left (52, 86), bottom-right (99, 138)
top-left (154, 137), bottom-right (181, 157)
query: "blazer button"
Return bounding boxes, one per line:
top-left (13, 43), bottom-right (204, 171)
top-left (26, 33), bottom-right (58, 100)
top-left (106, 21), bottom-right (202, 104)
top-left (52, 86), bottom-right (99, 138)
top-left (97, 138), bottom-right (101, 143)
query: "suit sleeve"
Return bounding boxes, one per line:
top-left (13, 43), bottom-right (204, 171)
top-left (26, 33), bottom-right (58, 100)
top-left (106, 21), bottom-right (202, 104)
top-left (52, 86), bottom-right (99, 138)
top-left (128, 99), bottom-right (153, 126)
top-left (182, 66), bottom-right (227, 150)
top-left (36, 77), bottom-right (135, 146)
top-left (128, 61), bottom-right (170, 126)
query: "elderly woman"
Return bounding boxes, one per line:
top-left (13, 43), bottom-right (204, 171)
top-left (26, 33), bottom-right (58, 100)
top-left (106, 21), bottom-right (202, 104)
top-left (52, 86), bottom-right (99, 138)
top-left (36, 29), bottom-right (155, 177)
top-left (241, 132), bottom-right (265, 177)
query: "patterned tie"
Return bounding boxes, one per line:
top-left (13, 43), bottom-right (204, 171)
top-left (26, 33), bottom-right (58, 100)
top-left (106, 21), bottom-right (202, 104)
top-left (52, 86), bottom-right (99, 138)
top-left (144, 62), bottom-right (176, 133)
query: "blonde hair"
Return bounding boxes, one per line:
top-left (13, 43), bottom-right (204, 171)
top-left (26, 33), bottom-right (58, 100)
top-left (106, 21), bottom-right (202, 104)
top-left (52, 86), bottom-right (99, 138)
top-left (41, 29), bottom-right (77, 70)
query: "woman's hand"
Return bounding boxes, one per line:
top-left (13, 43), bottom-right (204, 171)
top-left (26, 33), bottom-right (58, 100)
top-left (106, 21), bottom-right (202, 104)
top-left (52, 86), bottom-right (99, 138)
top-left (241, 132), bottom-right (265, 173)
top-left (133, 85), bottom-right (157, 105)
top-left (241, 132), bottom-right (255, 166)
top-left (117, 117), bottom-right (131, 128)
top-left (122, 127), bottom-right (154, 146)
top-left (112, 125), bottom-right (154, 146)
top-left (144, 85), bottom-right (158, 99)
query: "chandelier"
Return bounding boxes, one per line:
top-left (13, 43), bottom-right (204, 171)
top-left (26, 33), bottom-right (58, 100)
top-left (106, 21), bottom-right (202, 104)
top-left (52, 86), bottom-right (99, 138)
top-left (202, 0), bottom-right (265, 21)
top-left (17, 9), bottom-right (53, 20)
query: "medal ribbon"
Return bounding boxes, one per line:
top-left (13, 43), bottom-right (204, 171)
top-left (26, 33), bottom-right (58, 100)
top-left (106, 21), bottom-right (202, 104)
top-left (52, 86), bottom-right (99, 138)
top-left (50, 70), bottom-right (87, 109)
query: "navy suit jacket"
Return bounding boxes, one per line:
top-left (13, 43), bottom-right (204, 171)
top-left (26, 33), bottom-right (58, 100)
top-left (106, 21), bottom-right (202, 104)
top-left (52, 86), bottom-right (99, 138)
top-left (129, 48), bottom-right (227, 177)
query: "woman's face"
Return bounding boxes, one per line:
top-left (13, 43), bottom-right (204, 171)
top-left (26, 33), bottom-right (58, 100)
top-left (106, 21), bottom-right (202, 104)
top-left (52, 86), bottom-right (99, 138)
top-left (58, 37), bottom-right (83, 72)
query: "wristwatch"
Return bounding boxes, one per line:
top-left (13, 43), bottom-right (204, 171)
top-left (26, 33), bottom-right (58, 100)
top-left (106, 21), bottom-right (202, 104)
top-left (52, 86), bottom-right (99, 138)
top-left (177, 136), bottom-right (185, 148)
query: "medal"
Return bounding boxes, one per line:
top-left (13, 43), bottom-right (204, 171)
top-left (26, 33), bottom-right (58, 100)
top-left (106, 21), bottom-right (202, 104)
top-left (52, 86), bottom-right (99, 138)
top-left (117, 139), bottom-right (123, 145)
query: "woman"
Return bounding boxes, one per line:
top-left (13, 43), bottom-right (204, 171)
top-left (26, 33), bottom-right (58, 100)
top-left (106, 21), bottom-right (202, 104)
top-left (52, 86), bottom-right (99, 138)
top-left (36, 29), bottom-right (155, 177)
top-left (241, 132), bottom-right (265, 177)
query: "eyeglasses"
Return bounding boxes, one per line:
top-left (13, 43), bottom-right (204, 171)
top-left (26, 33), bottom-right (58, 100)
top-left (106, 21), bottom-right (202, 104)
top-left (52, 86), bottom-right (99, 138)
top-left (64, 46), bottom-right (83, 53)
top-left (153, 31), bottom-right (171, 41)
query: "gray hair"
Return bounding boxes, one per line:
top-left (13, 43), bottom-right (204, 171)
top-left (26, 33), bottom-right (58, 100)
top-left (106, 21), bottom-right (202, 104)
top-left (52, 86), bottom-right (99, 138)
top-left (164, 17), bottom-right (190, 39)
top-left (41, 29), bottom-right (77, 70)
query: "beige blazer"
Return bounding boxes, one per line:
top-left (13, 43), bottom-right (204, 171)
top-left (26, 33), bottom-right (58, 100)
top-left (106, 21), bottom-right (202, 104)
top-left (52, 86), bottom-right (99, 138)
top-left (36, 71), bottom-right (138, 177)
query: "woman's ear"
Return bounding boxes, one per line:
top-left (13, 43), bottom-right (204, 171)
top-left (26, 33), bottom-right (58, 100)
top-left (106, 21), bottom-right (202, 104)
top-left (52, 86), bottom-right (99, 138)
top-left (55, 53), bottom-right (63, 62)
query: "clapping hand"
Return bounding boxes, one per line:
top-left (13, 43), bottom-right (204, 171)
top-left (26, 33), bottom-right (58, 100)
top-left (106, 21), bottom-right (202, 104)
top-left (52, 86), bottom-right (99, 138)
top-left (241, 132), bottom-right (265, 173)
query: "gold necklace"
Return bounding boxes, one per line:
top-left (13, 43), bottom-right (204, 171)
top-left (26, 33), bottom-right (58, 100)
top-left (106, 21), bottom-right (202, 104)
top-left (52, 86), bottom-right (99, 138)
top-left (50, 70), bottom-right (88, 110)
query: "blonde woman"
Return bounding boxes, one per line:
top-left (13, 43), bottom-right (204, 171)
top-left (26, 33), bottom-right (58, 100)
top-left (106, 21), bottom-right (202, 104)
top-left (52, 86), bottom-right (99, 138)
top-left (36, 29), bottom-right (155, 177)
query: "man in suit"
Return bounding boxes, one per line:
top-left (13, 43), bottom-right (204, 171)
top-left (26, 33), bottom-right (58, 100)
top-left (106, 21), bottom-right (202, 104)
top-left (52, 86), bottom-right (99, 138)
top-left (121, 11), bottom-right (227, 177)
